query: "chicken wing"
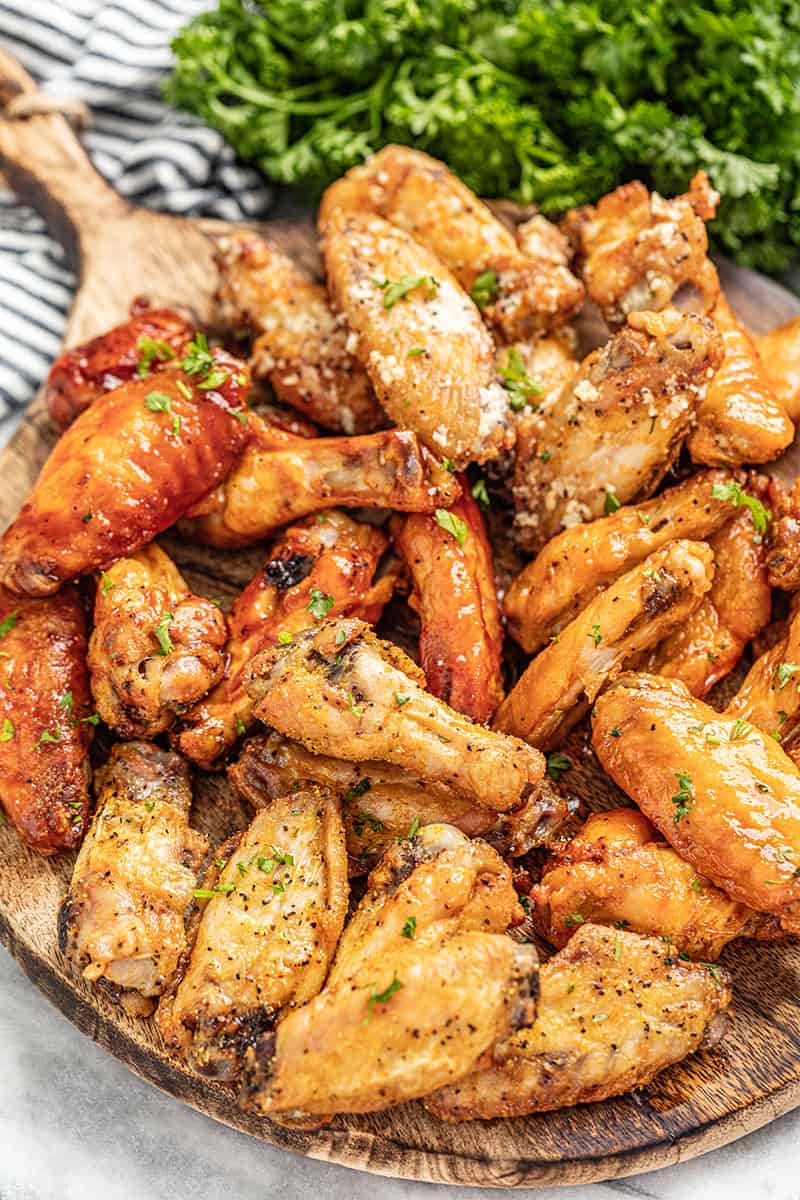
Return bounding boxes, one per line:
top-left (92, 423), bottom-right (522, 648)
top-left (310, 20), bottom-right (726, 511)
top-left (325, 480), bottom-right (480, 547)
top-left (157, 786), bottom-right (347, 1080)
top-left (88, 544), bottom-right (227, 739)
top-left (1, 348), bottom-right (251, 596)
top-left (494, 540), bottom-right (714, 749)
top-left (59, 742), bottom-right (206, 1015)
top-left (765, 476), bottom-right (800, 592)
top-left (593, 673), bottom-right (800, 933)
top-left (319, 145), bottom-right (584, 341)
top-left (726, 601), bottom-right (800, 745)
top-left (424, 923), bottom-right (730, 1121)
top-left (215, 232), bottom-right (384, 434)
top-left (175, 511), bottom-right (394, 769)
top-left (0, 584), bottom-right (92, 853)
top-left (511, 310), bottom-right (724, 554)
top-left (758, 316), bottom-right (800, 421)
top-left (393, 482), bottom-right (504, 723)
top-left (244, 617), bottom-right (549, 814)
top-left (563, 172), bottom-right (720, 327)
top-left (323, 211), bottom-right (513, 466)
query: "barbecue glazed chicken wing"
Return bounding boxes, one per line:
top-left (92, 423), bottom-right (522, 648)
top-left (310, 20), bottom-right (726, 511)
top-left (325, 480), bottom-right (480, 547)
top-left (1, 347), bottom-right (251, 596)
top-left (176, 511), bottom-right (394, 769)
top-left (323, 211), bottom-right (513, 466)
top-left (425, 923), bottom-right (731, 1122)
top-left (215, 232), bottom-right (384, 434)
top-left (495, 539), bottom-right (714, 749)
top-left (89, 545), bottom-right (227, 739)
top-left (244, 617), bottom-right (549, 815)
top-left (593, 673), bottom-right (800, 933)
top-left (511, 309), bottom-right (724, 554)
top-left (59, 742), bottom-right (206, 1015)
top-left (320, 145), bottom-right (584, 341)
top-left (158, 786), bottom-right (347, 1080)
top-left (758, 316), bottom-right (800, 421)
top-left (0, 584), bottom-right (92, 853)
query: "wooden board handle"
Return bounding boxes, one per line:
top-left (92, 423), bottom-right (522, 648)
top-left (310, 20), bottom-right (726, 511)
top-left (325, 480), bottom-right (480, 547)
top-left (0, 49), bottom-right (129, 268)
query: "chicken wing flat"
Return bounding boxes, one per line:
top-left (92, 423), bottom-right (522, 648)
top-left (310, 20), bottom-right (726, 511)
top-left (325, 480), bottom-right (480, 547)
top-left (323, 211), bottom-right (513, 466)
top-left (511, 310), bottom-right (724, 554)
top-left (563, 172), bottom-right (720, 327)
top-left (687, 294), bottom-right (793, 466)
top-left (505, 469), bottom-right (736, 654)
top-left (593, 673), bottom-right (800, 933)
top-left (424, 923), bottom-right (730, 1122)
top-left (245, 617), bottom-right (549, 814)
top-left (393, 483), bottom-right (504, 724)
top-left (176, 511), bottom-right (393, 769)
top-left (495, 540), bottom-right (714, 749)
top-left (215, 232), bottom-right (384, 434)
top-left (758, 316), bottom-right (800, 421)
top-left (1, 348), bottom-right (251, 596)
top-left (43, 300), bottom-right (192, 429)
top-left (157, 786), bottom-right (347, 1080)
top-left (88, 544), bottom-right (227, 739)
top-left (320, 145), bottom-right (584, 341)
top-left (0, 584), bottom-right (92, 853)
top-left (726, 601), bottom-right (800, 745)
top-left (59, 742), bottom-right (206, 1015)
top-left (530, 809), bottom-right (767, 960)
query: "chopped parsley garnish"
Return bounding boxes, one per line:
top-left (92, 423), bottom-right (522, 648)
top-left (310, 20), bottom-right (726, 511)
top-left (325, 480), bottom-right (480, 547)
top-left (235, 715), bottom-right (246, 736)
top-left (0, 612), bottom-right (18, 638)
top-left (539, 450), bottom-right (551, 463)
top-left (691, 878), bottom-right (703, 894)
top-left (0, 718), bottom-right (14, 742)
top-left (366, 973), bottom-right (402, 1018)
top-left (137, 335), bottom-right (175, 377)
top-left (407, 815), bottom-right (420, 840)
top-left (80, 713), bottom-right (101, 726)
top-left (775, 662), bottom-right (800, 690)
top-left (401, 916), bottom-right (417, 939)
top-left (441, 457), bottom-right (456, 473)
top-left (32, 728), bottom-right (62, 750)
top-left (144, 390), bottom-right (181, 436)
top-left (352, 811), bottom-right (385, 834)
top-left (471, 476), bottom-right (490, 509)
top-left (546, 751), bottom-right (572, 782)
top-left (407, 346), bottom-right (426, 357)
top-left (710, 480), bottom-right (770, 534)
top-left (394, 692), bottom-right (411, 708)
top-left (564, 912), bottom-right (585, 927)
top-left (193, 888), bottom-right (214, 900)
top-left (499, 347), bottom-right (543, 412)
top-left (214, 882), bottom-right (235, 894)
top-left (593, 1013), bottom-right (609, 1023)
top-left (143, 800), bottom-right (156, 813)
top-left (603, 490), bottom-right (620, 515)
top-left (277, 630), bottom-right (293, 645)
top-left (671, 770), bottom-right (694, 823)
top-left (610, 727), bottom-right (621, 738)
top-left (347, 691), bottom-right (364, 717)
top-left (307, 588), bottom-right (334, 620)
top-left (82, 511), bottom-right (93, 524)
top-left (373, 273), bottom-right (439, 310)
top-left (182, 332), bottom-right (215, 377)
top-left (470, 269), bottom-right (499, 311)
top-left (153, 612), bottom-right (174, 656)
top-left (729, 717), bottom-right (752, 742)
top-left (589, 623), bottom-right (602, 647)
top-left (435, 507), bottom-right (468, 547)
top-left (344, 778), bottom-right (371, 804)
top-left (100, 572), bottom-right (115, 595)
top-left (59, 691), bottom-right (73, 716)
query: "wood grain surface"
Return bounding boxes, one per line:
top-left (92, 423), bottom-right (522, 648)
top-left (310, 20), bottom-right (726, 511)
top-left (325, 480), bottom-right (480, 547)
top-left (2, 47), bottom-right (800, 1190)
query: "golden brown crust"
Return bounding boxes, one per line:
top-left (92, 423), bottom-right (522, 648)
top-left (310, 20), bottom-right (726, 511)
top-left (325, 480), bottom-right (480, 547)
top-left (758, 315), bottom-right (800, 422)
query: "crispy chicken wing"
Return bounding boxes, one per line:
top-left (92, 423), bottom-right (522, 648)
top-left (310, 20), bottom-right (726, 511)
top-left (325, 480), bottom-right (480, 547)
top-left (424, 923), bottom-right (730, 1121)
top-left (157, 786), bottom-right (347, 1080)
top-left (726, 601), bottom-right (800, 745)
top-left (765, 477), bottom-right (800, 592)
top-left (511, 310), bottom-right (724, 554)
top-left (593, 673), bottom-right (800, 933)
top-left (0, 584), bottom-right (92, 853)
top-left (244, 617), bottom-right (549, 814)
top-left (758, 316), bottom-right (800, 421)
top-left (175, 512), bottom-right (393, 769)
top-left (495, 540), bottom-right (714, 749)
top-left (320, 145), bottom-right (583, 341)
top-left (88, 545), bottom-right (227, 739)
top-left (323, 211), bottom-right (513, 466)
top-left (59, 742), bottom-right (206, 1015)
top-left (1, 351), bottom-right (251, 596)
top-left (563, 172), bottom-right (720, 327)
top-left (393, 482), bottom-right (504, 723)
top-left (214, 232), bottom-right (384, 434)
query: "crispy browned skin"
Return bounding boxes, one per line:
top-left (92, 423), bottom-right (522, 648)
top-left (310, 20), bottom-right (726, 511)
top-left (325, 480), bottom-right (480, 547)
top-left (244, 617), bottom-right (548, 814)
top-left (425, 923), bottom-right (730, 1121)
top-left (593, 673), bottom-right (800, 933)
top-left (0, 584), bottom-right (92, 853)
top-left (88, 544), bottom-right (227, 739)
top-left (505, 469), bottom-right (737, 654)
top-left (687, 293), bottom-right (793, 466)
top-left (758, 315), bottom-right (800, 421)
top-left (320, 145), bottom-right (584, 341)
top-left (563, 172), bottom-right (720, 327)
top-left (393, 482), bottom-right (504, 723)
top-left (726, 601), bottom-right (800, 746)
top-left (157, 786), bottom-right (348, 1080)
top-left (43, 301), bottom-right (192, 429)
top-left (511, 310), bottom-right (724, 554)
top-left (1, 352), bottom-right (251, 596)
top-left (765, 477), bottom-right (800, 592)
top-left (59, 742), bottom-right (207, 1015)
top-left (495, 540), bottom-right (714, 749)
top-left (214, 232), bottom-right (384, 434)
top-left (530, 808), bottom-right (766, 959)
top-left (175, 512), bottom-right (394, 769)
top-left (323, 211), bottom-right (514, 466)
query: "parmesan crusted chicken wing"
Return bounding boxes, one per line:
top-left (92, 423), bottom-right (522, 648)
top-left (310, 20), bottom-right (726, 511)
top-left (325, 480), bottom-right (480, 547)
top-left (759, 316), bottom-right (800, 421)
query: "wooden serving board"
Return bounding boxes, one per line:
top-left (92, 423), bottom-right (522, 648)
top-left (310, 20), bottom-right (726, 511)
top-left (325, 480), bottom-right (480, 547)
top-left (3, 48), bottom-right (800, 1191)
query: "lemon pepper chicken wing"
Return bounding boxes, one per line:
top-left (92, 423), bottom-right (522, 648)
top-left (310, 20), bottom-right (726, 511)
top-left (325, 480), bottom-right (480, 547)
top-left (157, 786), bottom-right (347, 1080)
top-left (59, 742), bottom-right (206, 1015)
top-left (0, 584), bottom-right (92, 853)
top-left (495, 540), bottom-right (714, 749)
top-left (758, 316), bottom-right (800, 421)
top-left (726, 601), bottom-right (800, 746)
top-left (765, 477), bottom-right (800, 592)
top-left (425, 923), bottom-right (731, 1122)
top-left (88, 545), bottom-right (228, 739)
top-left (176, 511), bottom-right (394, 769)
top-left (593, 673), bottom-right (800, 933)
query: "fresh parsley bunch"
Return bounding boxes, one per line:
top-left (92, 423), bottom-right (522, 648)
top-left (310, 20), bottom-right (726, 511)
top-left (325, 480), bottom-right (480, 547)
top-left (167, 0), bottom-right (800, 270)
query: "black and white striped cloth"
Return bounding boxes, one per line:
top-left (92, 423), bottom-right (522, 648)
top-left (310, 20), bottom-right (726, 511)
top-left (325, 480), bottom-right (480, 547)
top-left (0, 0), bottom-right (275, 422)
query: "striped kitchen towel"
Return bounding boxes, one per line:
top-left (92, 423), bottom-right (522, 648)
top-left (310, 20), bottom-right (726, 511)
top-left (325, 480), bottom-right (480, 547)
top-left (0, 0), bottom-right (274, 420)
